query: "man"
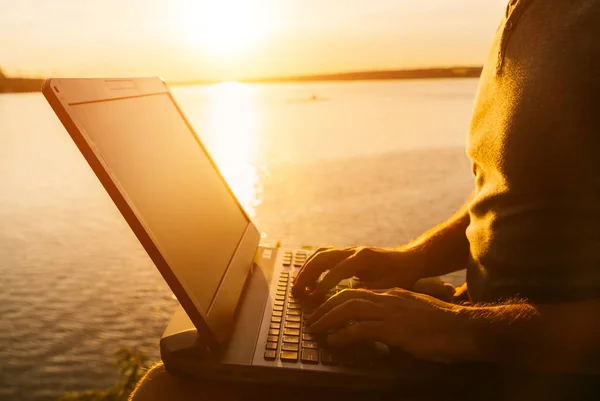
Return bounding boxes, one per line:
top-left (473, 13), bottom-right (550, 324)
top-left (131, 0), bottom-right (600, 399)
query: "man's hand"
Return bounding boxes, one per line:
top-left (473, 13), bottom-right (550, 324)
top-left (292, 247), bottom-right (424, 299)
top-left (306, 288), bottom-right (600, 375)
top-left (305, 288), bottom-right (469, 363)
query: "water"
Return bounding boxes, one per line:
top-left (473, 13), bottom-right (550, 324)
top-left (0, 79), bottom-right (477, 400)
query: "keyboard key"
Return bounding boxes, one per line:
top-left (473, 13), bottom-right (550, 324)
top-left (274, 300), bottom-right (284, 307)
top-left (275, 295), bottom-right (285, 301)
top-left (270, 322), bottom-right (281, 330)
top-left (301, 349), bottom-right (319, 364)
top-left (282, 335), bottom-right (300, 344)
top-left (276, 291), bottom-right (286, 297)
top-left (271, 316), bottom-right (282, 323)
top-left (273, 305), bottom-right (283, 311)
top-left (301, 341), bottom-right (318, 349)
top-left (302, 333), bottom-right (316, 341)
top-left (283, 328), bottom-right (300, 336)
top-left (266, 342), bottom-right (278, 350)
top-left (267, 336), bottom-right (279, 342)
top-left (285, 315), bottom-right (301, 322)
top-left (282, 343), bottom-right (299, 352)
top-left (287, 303), bottom-right (301, 310)
top-left (277, 285), bottom-right (287, 291)
top-left (321, 349), bottom-right (339, 366)
top-left (280, 272), bottom-right (289, 277)
top-left (286, 310), bottom-right (301, 316)
top-left (264, 350), bottom-right (277, 361)
top-left (284, 322), bottom-right (301, 329)
top-left (280, 351), bottom-right (298, 362)
top-left (268, 329), bottom-right (280, 336)
top-left (272, 311), bottom-right (283, 317)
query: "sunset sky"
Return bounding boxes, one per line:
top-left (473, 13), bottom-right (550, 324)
top-left (1, 0), bottom-right (508, 81)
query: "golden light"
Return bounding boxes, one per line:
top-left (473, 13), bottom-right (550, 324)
top-left (179, 0), bottom-right (273, 55)
top-left (204, 82), bottom-right (263, 217)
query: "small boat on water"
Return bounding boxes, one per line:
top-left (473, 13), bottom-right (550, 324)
top-left (287, 93), bottom-right (330, 103)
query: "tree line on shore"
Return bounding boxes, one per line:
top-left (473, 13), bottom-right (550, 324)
top-left (0, 68), bottom-right (44, 93)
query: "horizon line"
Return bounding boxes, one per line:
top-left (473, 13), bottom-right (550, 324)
top-left (1, 64), bottom-right (483, 82)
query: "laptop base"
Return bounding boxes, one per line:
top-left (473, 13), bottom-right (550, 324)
top-left (159, 248), bottom-right (484, 393)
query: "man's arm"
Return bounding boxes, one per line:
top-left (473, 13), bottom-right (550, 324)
top-left (293, 194), bottom-right (473, 297)
top-left (459, 298), bottom-right (600, 375)
top-left (401, 193), bottom-right (472, 278)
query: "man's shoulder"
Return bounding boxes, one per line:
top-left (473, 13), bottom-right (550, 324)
top-left (526, 0), bottom-right (600, 55)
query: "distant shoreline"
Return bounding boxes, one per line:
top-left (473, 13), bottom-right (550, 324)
top-left (0, 77), bottom-right (45, 94)
top-left (0, 66), bottom-right (482, 94)
top-left (174, 66), bottom-right (483, 86)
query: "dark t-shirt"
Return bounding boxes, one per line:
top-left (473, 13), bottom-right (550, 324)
top-left (466, 0), bottom-right (600, 303)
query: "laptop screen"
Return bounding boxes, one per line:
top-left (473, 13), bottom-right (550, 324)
top-left (70, 93), bottom-right (250, 315)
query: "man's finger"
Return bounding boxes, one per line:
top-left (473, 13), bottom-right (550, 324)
top-left (292, 248), bottom-right (353, 294)
top-left (306, 288), bottom-right (383, 325)
top-left (310, 255), bottom-right (362, 298)
top-left (326, 321), bottom-right (386, 347)
top-left (297, 247), bottom-right (334, 278)
top-left (307, 298), bottom-right (386, 333)
top-left (302, 247), bottom-right (330, 267)
top-left (307, 288), bottom-right (379, 324)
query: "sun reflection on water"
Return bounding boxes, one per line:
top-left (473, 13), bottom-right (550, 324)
top-left (204, 82), bottom-right (263, 218)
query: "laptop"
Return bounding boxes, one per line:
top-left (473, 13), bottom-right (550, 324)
top-left (42, 77), bottom-right (466, 391)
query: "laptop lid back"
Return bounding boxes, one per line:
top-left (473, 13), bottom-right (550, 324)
top-left (43, 78), bottom-right (260, 349)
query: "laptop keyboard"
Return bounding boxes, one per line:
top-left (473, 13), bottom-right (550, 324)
top-left (263, 250), bottom-right (388, 367)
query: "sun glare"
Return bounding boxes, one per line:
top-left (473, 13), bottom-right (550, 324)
top-left (205, 82), bottom-right (263, 217)
top-left (180, 0), bottom-right (272, 55)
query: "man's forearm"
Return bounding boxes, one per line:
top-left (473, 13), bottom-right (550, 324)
top-left (455, 299), bottom-right (600, 375)
top-left (401, 194), bottom-right (472, 278)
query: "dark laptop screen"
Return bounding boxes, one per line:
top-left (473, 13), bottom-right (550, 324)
top-left (70, 93), bottom-right (250, 315)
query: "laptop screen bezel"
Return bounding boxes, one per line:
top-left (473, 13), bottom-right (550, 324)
top-left (42, 77), bottom-right (260, 349)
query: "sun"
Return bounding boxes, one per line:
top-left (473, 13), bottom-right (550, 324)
top-left (180, 0), bottom-right (272, 55)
